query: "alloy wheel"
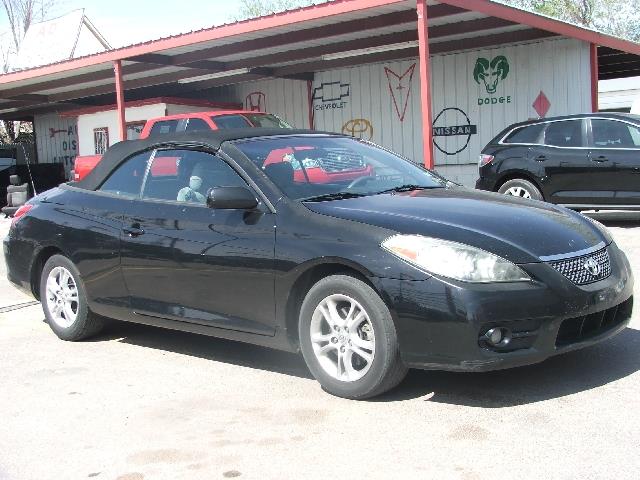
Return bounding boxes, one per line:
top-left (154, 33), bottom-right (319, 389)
top-left (45, 266), bottom-right (79, 328)
top-left (505, 186), bottom-right (532, 199)
top-left (310, 294), bottom-right (375, 382)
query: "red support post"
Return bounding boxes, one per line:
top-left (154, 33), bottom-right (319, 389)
top-left (113, 60), bottom-right (126, 141)
top-left (416, 0), bottom-right (434, 169)
top-left (307, 79), bottom-right (315, 129)
top-left (590, 43), bottom-right (599, 112)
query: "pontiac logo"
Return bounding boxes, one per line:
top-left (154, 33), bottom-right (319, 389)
top-left (583, 257), bottom-right (601, 277)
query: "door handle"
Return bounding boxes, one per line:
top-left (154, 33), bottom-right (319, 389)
top-left (592, 155), bottom-right (608, 163)
top-left (534, 155), bottom-right (547, 162)
top-left (123, 225), bottom-right (145, 237)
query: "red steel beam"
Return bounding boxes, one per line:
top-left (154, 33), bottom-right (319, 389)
top-left (113, 60), bottom-right (127, 142)
top-left (417, 0), bottom-right (434, 170)
top-left (590, 43), bottom-right (599, 112)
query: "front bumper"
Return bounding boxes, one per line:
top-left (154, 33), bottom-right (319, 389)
top-left (375, 241), bottom-right (634, 372)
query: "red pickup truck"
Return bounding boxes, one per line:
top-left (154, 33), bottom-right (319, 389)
top-left (73, 110), bottom-right (291, 181)
top-left (73, 109), bottom-right (374, 184)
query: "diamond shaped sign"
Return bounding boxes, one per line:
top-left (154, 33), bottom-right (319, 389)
top-left (533, 91), bottom-right (551, 117)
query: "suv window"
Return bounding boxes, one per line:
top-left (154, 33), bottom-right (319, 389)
top-left (503, 123), bottom-right (544, 144)
top-left (544, 120), bottom-right (583, 147)
top-left (98, 151), bottom-right (151, 197)
top-left (149, 120), bottom-right (179, 136)
top-left (185, 118), bottom-right (210, 132)
top-left (142, 149), bottom-right (247, 204)
top-left (591, 119), bottom-right (640, 148)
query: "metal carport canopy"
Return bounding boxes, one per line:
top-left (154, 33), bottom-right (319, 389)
top-left (1, 0), bottom-right (639, 167)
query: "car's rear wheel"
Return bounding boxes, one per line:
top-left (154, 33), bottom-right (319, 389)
top-left (298, 275), bottom-right (407, 399)
top-left (40, 254), bottom-right (104, 341)
top-left (498, 178), bottom-right (543, 200)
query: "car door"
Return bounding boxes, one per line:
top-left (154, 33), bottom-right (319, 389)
top-left (534, 119), bottom-right (614, 206)
top-left (119, 147), bottom-right (277, 336)
top-left (589, 118), bottom-right (640, 206)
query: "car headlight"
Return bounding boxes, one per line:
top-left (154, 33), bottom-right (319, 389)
top-left (382, 235), bottom-right (530, 283)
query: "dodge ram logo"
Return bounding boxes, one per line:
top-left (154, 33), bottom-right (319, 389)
top-left (473, 56), bottom-right (510, 95)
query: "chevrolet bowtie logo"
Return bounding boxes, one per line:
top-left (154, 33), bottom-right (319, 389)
top-left (312, 82), bottom-right (350, 103)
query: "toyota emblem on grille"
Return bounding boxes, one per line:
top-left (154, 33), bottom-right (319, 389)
top-left (584, 257), bottom-right (601, 276)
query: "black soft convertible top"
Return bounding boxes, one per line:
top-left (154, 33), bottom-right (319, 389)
top-left (76, 128), bottom-right (336, 191)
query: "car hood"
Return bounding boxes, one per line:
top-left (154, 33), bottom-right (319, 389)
top-left (304, 188), bottom-right (608, 264)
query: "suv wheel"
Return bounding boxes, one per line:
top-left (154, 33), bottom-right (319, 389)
top-left (298, 275), bottom-right (408, 399)
top-left (498, 178), bottom-right (543, 201)
top-left (40, 254), bottom-right (104, 341)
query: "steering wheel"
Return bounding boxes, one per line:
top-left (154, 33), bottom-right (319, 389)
top-left (347, 176), bottom-right (376, 190)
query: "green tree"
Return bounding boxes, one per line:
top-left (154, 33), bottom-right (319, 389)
top-left (504, 0), bottom-right (640, 42)
top-left (234, 0), bottom-right (327, 21)
top-left (0, 0), bottom-right (57, 142)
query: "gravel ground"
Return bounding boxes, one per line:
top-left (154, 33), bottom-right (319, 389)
top-left (0, 212), bottom-right (638, 480)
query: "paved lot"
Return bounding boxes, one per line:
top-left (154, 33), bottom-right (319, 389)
top-left (1, 212), bottom-right (639, 480)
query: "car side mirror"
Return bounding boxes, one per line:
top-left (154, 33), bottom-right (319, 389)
top-left (206, 186), bottom-right (259, 210)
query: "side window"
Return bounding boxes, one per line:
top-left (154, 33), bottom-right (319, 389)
top-left (544, 120), bottom-right (583, 147)
top-left (149, 120), bottom-right (179, 136)
top-left (185, 118), bottom-right (211, 132)
top-left (503, 123), bottom-right (544, 144)
top-left (98, 151), bottom-right (151, 198)
top-left (211, 115), bottom-right (252, 129)
top-left (142, 149), bottom-right (247, 204)
top-left (591, 119), bottom-right (640, 148)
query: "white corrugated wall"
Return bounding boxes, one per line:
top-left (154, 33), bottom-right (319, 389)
top-left (310, 37), bottom-right (591, 185)
top-left (34, 113), bottom-right (78, 176)
top-left (226, 79), bottom-right (311, 128)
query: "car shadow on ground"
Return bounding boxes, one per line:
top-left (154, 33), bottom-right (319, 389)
top-left (91, 319), bottom-right (640, 407)
top-left (377, 327), bottom-right (640, 406)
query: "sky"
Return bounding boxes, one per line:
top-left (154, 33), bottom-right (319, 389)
top-left (1, 0), bottom-right (244, 48)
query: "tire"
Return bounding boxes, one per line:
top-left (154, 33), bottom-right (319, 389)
top-left (498, 178), bottom-right (543, 201)
top-left (298, 274), bottom-right (408, 399)
top-left (40, 254), bottom-right (104, 341)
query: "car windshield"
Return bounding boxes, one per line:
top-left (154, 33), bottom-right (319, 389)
top-left (232, 136), bottom-right (446, 201)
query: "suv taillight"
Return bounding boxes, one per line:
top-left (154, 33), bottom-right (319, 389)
top-left (479, 154), bottom-right (494, 168)
top-left (11, 204), bottom-right (33, 227)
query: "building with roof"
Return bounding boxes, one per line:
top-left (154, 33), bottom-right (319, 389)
top-left (0, 0), bottom-right (639, 186)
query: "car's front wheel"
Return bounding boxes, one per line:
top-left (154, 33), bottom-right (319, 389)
top-left (299, 275), bottom-right (407, 399)
top-left (498, 178), bottom-right (543, 200)
top-left (40, 254), bottom-right (104, 341)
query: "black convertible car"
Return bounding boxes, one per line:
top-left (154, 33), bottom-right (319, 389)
top-left (4, 129), bottom-right (634, 399)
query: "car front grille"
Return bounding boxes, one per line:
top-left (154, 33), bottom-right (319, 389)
top-left (555, 296), bottom-right (633, 347)
top-left (549, 247), bottom-right (611, 285)
top-left (319, 149), bottom-right (365, 172)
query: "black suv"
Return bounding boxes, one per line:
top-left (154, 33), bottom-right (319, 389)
top-left (476, 113), bottom-right (640, 209)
